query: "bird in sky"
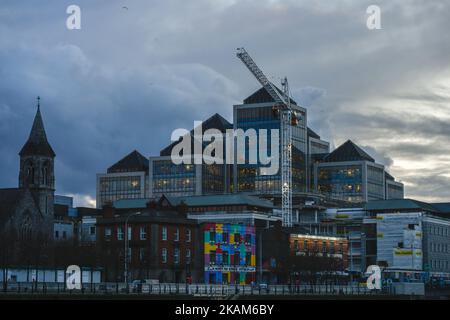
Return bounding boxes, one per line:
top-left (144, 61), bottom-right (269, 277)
top-left (122, 6), bottom-right (129, 10)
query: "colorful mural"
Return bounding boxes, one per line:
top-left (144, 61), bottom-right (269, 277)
top-left (203, 223), bottom-right (256, 284)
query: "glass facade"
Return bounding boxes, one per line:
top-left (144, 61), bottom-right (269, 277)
top-left (151, 158), bottom-right (227, 197)
top-left (317, 165), bottom-right (363, 202)
top-left (386, 182), bottom-right (404, 199)
top-left (98, 174), bottom-right (144, 206)
top-left (152, 159), bottom-right (196, 197)
top-left (202, 164), bottom-right (226, 194)
top-left (367, 165), bottom-right (385, 200)
top-left (235, 105), bottom-right (307, 194)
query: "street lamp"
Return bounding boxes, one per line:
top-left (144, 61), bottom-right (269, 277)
top-left (124, 211), bottom-right (142, 290)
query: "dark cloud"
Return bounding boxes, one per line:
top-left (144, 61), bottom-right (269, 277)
top-left (1, 0), bottom-right (450, 205)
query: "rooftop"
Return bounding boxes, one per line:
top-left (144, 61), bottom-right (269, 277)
top-left (243, 86), bottom-right (297, 105)
top-left (365, 199), bottom-right (440, 213)
top-left (324, 140), bottom-right (374, 163)
top-left (113, 194), bottom-right (274, 210)
top-left (19, 101), bottom-right (55, 158)
top-left (107, 150), bottom-right (149, 173)
top-left (160, 113), bottom-right (232, 156)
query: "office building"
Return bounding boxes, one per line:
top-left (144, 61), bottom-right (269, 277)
top-left (315, 140), bottom-right (404, 203)
top-left (289, 233), bottom-right (348, 269)
top-left (233, 87), bottom-right (308, 195)
top-left (307, 128), bottom-right (330, 191)
top-left (96, 150), bottom-right (149, 208)
top-left (150, 113), bottom-right (232, 198)
top-left (385, 172), bottom-right (405, 199)
top-left (365, 199), bottom-right (450, 274)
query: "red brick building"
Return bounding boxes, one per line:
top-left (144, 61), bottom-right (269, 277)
top-left (289, 234), bottom-right (349, 270)
top-left (96, 199), bottom-right (200, 283)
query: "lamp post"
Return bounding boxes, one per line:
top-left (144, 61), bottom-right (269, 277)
top-left (124, 211), bottom-right (142, 290)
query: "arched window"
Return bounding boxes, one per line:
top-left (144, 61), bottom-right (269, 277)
top-left (41, 167), bottom-right (48, 185)
top-left (25, 160), bottom-right (35, 185)
top-left (21, 214), bottom-right (32, 240)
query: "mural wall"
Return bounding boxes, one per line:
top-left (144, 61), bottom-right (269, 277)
top-left (203, 223), bottom-right (256, 284)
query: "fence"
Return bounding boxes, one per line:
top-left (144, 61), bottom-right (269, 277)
top-left (0, 282), bottom-right (394, 296)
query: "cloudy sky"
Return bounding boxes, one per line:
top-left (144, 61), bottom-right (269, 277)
top-left (0, 0), bottom-right (449, 206)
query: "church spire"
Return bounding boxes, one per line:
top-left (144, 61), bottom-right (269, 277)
top-left (19, 97), bottom-right (55, 157)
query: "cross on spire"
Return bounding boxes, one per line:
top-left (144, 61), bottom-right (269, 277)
top-left (37, 96), bottom-right (40, 109)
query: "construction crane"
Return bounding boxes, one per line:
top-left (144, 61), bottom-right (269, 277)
top-left (236, 47), bottom-right (293, 227)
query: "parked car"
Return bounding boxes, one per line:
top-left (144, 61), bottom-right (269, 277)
top-left (131, 280), bottom-right (144, 293)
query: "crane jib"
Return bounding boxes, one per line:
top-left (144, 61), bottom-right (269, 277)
top-left (236, 47), bottom-right (293, 227)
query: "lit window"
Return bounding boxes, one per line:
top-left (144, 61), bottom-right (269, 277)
top-left (117, 227), bottom-right (124, 240)
top-left (186, 249), bottom-right (191, 264)
top-left (174, 248), bottom-right (180, 264)
top-left (174, 228), bottom-right (180, 242)
top-left (162, 226), bottom-right (167, 241)
top-left (186, 229), bottom-right (191, 242)
top-left (162, 248), bottom-right (167, 263)
top-left (105, 228), bottom-right (112, 241)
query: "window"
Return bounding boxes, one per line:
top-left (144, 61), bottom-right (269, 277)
top-left (127, 226), bottom-right (132, 240)
top-left (293, 240), bottom-right (299, 250)
top-left (139, 248), bottom-right (146, 261)
top-left (222, 252), bottom-right (228, 265)
top-left (186, 229), bottom-right (191, 242)
top-left (105, 228), bottom-right (112, 237)
top-left (174, 228), bottom-right (180, 242)
top-left (90, 226), bottom-right (96, 235)
top-left (174, 248), bottom-right (180, 264)
top-left (186, 249), bottom-right (191, 264)
top-left (234, 233), bottom-right (241, 243)
top-left (162, 248), bottom-right (167, 263)
top-left (210, 251), bottom-right (216, 265)
top-left (63, 231), bottom-right (67, 240)
top-left (245, 234), bottom-right (251, 245)
top-left (162, 226), bottom-right (167, 241)
top-left (117, 227), bottom-right (124, 240)
top-left (140, 227), bottom-right (147, 240)
top-left (222, 232), bottom-right (228, 243)
top-left (210, 231), bottom-right (216, 242)
top-left (55, 231), bottom-right (59, 239)
top-left (234, 252), bottom-right (240, 265)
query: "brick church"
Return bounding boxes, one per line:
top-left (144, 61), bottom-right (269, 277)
top-left (0, 97), bottom-right (55, 244)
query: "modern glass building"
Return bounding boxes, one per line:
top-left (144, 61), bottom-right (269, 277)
top-left (96, 150), bottom-right (149, 208)
top-left (149, 156), bottom-right (199, 197)
top-left (150, 113), bottom-right (232, 198)
top-left (233, 87), bottom-right (308, 195)
top-left (314, 140), bottom-right (400, 203)
top-left (307, 128), bottom-right (330, 192)
top-left (385, 172), bottom-right (405, 199)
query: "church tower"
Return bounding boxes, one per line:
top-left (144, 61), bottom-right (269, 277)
top-left (18, 97), bottom-right (55, 223)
